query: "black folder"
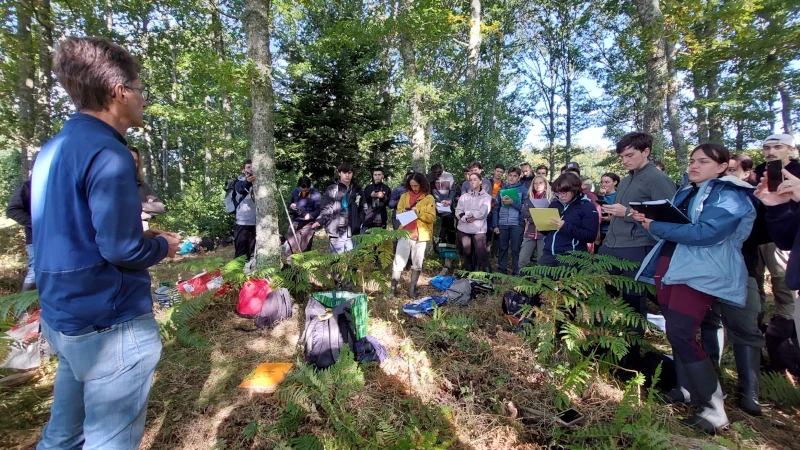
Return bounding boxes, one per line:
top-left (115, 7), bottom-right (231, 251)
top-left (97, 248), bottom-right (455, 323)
top-left (628, 200), bottom-right (691, 224)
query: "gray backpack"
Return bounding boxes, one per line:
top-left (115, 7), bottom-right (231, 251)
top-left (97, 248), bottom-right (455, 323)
top-left (445, 279), bottom-right (474, 306)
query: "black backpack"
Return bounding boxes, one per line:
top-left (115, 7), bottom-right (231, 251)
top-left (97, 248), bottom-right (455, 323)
top-left (254, 288), bottom-right (294, 330)
top-left (502, 289), bottom-right (541, 326)
top-left (302, 296), bottom-right (357, 370)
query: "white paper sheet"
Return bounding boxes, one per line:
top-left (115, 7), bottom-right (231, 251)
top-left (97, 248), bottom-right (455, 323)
top-left (436, 203), bottom-right (451, 214)
top-left (397, 210), bottom-right (418, 227)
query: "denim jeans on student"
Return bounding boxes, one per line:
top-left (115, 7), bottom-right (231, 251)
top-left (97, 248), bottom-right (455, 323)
top-left (37, 312), bottom-right (162, 450)
top-left (497, 225), bottom-right (524, 275)
top-left (24, 244), bottom-right (36, 285)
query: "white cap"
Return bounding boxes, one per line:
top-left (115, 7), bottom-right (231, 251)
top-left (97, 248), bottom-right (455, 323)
top-left (763, 133), bottom-right (796, 147)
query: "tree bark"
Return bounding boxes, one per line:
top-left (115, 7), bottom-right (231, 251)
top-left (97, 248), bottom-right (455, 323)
top-left (665, 36), bottom-right (687, 170)
top-left (243, 0), bottom-right (281, 268)
top-left (398, 0), bottom-right (428, 172)
top-left (778, 82), bottom-right (794, 136)
top-left (177, 135), bottom-right (185, 193)
top-left (16, 0), bottom-right (35, 179)
top-left (34, 0), bottom-right (53, 149)
top-left (634, 0), bottom-right (667, 153)
top-left (161, 119), bottom-right (169, 191)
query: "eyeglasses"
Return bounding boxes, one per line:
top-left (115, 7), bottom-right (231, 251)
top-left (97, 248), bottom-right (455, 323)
top-left (124, 85), bottom-right (150, 102)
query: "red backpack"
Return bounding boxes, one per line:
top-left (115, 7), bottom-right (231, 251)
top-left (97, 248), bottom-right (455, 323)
top-left (237, 278), bottom-right (271, 317)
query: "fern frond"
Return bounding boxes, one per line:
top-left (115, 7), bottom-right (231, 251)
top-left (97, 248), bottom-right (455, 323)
top-left (0, 290), bottom-right (39, 319)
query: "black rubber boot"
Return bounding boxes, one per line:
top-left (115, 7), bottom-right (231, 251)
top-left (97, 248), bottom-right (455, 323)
top-left (733, 344), bottom-right (762, 416)
top-left (681, 358), bottom-right (729, 434)
top-left (389, 271), bottom-right (401, 299)
top-left (701, 326), bottom-right (724, 372)
top-left (665, 354), bottom-right (692, 404)
top-left (408, 270), bottom-right (421, 298)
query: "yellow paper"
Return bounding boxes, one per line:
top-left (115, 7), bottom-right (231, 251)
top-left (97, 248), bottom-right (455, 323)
top-left (528, 208), bottom-right (561, 231)
top-left (238, 362), bottom-right (293, 392)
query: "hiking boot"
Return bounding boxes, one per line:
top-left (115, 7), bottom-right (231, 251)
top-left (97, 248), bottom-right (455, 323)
top-left (681, 358), bottom-right (729, 434)
top-left (408, 270), bottom-right (421, 298)
top-left (733, 344), bottom-right (762, 416)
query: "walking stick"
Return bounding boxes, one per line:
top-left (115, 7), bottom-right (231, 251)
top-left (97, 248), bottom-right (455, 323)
top-left (279, 190), bottom-right (301, 254)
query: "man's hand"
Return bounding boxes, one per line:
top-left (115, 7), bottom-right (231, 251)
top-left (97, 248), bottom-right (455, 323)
top-left (312, 222), bottom-right (321, 229)
top-left (162, 232), bottom-right (182, 258)
top-left (502, 195), bottom-right (513, 205)
top-left (494, 227), bottom-right (500, 234)
top-left (776, 169), bottom-right (800, 203)
top-left (245, 174), bottom-right (256, 183)
top-left (755, 174), bottom-right (792, 206)
top-left (371, 191), bottom-right (378, 198)
top-left (144, 228), bottom-right (162, 240)
top-left (602, 203), bottom-right (627, 217)
top-left (290, 203), bottom-right (297, 210)
top-left (441, 200), bottom-right (450, 206)
top-left (304, 213), bottom-right (311, 221)
top-left (377, 191), bottom-right (385, 198)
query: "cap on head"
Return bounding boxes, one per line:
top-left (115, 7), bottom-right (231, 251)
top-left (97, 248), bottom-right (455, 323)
top-left (566, 162), bottom-right (580, 170)
top-left (763, 134), bottom-right (796, 148)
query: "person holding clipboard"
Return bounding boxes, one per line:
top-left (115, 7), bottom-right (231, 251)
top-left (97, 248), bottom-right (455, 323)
top-left (390, 173), bottom-right (436, 298)
top-left (492, 167), bottom-right (529, 275)
top-left (632, 144), bottom-right (756, 434)
top-left (538, 173), bottom-right (599, 267)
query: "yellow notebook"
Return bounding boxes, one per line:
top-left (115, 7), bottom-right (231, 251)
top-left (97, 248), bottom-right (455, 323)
top-left (528, 208), bottom-right (561, 231)
top-left (238, 362), bottom-right (293, 392)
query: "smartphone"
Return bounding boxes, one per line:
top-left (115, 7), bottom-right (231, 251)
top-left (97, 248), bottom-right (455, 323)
top-left (767, 160), bottom-right (783, 192)
top-left (555, 408), bottom-right (584, 426)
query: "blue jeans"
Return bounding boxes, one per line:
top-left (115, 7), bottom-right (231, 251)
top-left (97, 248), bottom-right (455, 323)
top-left (25, 244), bottom-right (36, 285)
top-left (38, 312), bottom-right (162, 450)
top-left (329, 236), bottom-right (354, 254)
top-left (498, 225), bottom-right (524, 275)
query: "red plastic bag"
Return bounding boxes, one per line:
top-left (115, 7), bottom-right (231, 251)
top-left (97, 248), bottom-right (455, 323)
top-left (237, 278), bottom-right (271, 316)
top-left (177, 269), bottom-right (223, 297)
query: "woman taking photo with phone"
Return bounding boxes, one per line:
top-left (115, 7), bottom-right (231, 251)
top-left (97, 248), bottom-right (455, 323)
top-left (455, 173), bottom-right (492, 272)
top-left (633, 143), bottom-right (756, 434)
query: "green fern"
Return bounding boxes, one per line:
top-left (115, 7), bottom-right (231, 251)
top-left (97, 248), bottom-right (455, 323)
top-left (160, 291), bottom-right (217, 347)
top-left (760, 370), bottom-right (800, 406)
top-left (0, 290), bottom-right (39, 320)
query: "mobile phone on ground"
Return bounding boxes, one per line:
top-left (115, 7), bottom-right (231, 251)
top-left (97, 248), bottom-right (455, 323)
top-left (767, 160), bottom-right (783, 192)
top-left (555, 408), bottom-right (584, 427)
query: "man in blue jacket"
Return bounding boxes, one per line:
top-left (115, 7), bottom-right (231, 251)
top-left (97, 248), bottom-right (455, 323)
top-left (492, 167), bottom-right (529, 275)
top-left (31, 37), bottom-right (180, 450)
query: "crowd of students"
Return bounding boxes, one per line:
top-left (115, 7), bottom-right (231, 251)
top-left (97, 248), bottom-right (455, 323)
top-left (272, 131), bottom-right (800, 435)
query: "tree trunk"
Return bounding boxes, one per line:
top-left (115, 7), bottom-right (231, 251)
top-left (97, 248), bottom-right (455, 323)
top-left (34, 0), bottom-right (53, 149)
top-left (735, 117), bottom-right (745, 152)
top-left (177, 135), bottom-right (185, 193)
top-left (243, 0), bottom-right (281, 268)
top-left (564, 71), bottom-right (572, 163)
top-left (692, 75), bottom-right (709, 143)
top-left (706, 68), bottom-right (723, 142)
top-left (16, 0), bottom-right (35, 179)
top-left (398, 0), bottom-right (428, 171)
top-left (778, 82), bottom-right (794, 136)
top-left (161, 119), bottom-right (169, 191)
top-left (212, 1), bottom-right (234, 157)
top-left (634, 0), bottom-right (667, 151)
top-left (665, 36), bottom-right (687, 170)
top-left (146, 118), bottom-right (157, 189)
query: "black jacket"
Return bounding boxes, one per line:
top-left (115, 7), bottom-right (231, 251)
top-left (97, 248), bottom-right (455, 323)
top-left (6, 180), bottom-right (32, 244)
top-left (363, 182), bottom-right (392, 228)
top-left (317, 181), bottom-right (364, 238)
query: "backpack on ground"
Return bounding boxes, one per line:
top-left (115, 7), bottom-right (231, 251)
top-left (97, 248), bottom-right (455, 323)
top-left (445, 278), bottom-right (474, 307)
top-left (468, 278), bottom-right (494, 296)
top-left (502, 290), bottom-right (541, 326)
top-left (236, 278), bottom-right (271, 317)
top-left (254, 288), bottom-right (293, 329)
top-left (223, 179), bottom-right (238, 214)
top-left (302, 295), bottom-right (357, 370)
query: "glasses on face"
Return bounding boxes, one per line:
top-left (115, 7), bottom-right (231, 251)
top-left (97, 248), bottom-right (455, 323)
top-left (124, 85), bottom-right (150, 102)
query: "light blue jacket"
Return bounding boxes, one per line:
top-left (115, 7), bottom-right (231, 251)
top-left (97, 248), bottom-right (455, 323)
top-left (635, 176), bottom-right (756, 307)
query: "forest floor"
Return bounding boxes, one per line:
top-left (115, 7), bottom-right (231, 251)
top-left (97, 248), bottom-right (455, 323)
top-left (1, 225), bottom-right (799, 449)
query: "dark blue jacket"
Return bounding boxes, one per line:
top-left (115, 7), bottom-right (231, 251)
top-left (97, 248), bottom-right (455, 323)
top-left (289, 187), bottom-right (322, 226)
top-left (542, 195), bottom-right (599, 256)
top-left (492, 181), bottom-right (528, 227)
top-left (31, 114), bottom-right (168, 332)
top-left (766, 202), bottom-right (800, 290)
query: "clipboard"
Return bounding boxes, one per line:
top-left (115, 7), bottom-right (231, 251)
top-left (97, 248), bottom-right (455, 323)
top-left (499, 188), bottom-right (520, 206)
top-left (528, 208), bottom-right (561, 231)
top-left (238, 362), bottom-right (293, 392)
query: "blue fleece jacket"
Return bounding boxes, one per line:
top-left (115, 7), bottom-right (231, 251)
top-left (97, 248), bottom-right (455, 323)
top-left (542, 195), bottom-right (599, 256)
top-left (31, 114), bottom-right (168, 332)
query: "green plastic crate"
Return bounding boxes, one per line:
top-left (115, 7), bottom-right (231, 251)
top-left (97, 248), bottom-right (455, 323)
top-left (312, 291), bottom-right (369, 340)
